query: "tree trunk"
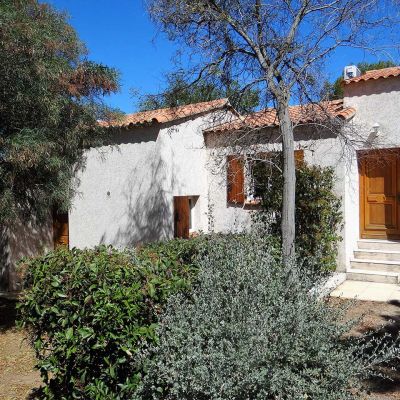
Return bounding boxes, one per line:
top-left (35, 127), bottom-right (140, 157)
top-left (276, 100), bottom-right (296, 265)
top-left (0, 226), bottom-right (10, 291)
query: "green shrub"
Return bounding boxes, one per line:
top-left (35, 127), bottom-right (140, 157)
top-left (18, 241), bottom-right (200, 399)
top-left (137, 235), bottom-right (207, 267)
top-left (137, 234), bottom-right (398, 400)
top-left (252, 160), bottom-right (343, 273)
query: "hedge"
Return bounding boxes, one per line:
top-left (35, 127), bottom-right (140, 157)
top-left (252, 160), bottom-right (343, 274)
top-left (18, 239), bottom-right (202, 399)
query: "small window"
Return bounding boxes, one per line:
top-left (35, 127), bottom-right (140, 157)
top-left (188, 196), bottom-right (199, 233)
top-left (174, 196), bottom-right (200, 238)
top-left (189, 198), bottom-right (193, 231)
top-left (247, 150), bottom-right (305, 201)
top-left (294, 149), bottom-right (305, 166)
top-left (248, 153), bottom-right (275, 200)
top-left (174, 196), bottom-right (190, 239)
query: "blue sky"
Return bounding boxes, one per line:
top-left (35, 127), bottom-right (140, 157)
top-left (47, 1), bottom-right (399, 113)
top-left (47, 0), bottom-right (179, 113)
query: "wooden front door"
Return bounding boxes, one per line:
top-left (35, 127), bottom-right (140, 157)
top-left (174, 196), bottom-right (190, 239)
top-left (360, 149), bottom-right (400, 239)
top-left (53, 212), bottom-right (69, 248)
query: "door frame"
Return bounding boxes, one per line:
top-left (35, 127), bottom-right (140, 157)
top-left (359, 148), bottom-right (400, 240)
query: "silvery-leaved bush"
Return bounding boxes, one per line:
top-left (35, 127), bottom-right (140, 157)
top-left (136, 234), bottom-right (399, 400)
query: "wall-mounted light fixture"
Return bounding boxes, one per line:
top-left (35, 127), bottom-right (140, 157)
top-left (372, 122), bottom-right (380, 135)
top-left (367, 122), bottom-right (380, 145)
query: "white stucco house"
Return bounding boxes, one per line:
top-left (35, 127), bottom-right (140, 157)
top-left (2, 66), bottom-right (400, 292)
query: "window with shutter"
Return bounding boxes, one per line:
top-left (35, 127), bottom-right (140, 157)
top-left (249, 152), bottom-right (273, 200)
top-left (227, 155), bottom-right (245, 204)
top-left (249, 150), bottom-right (305, 200)
top-left (227, 150), bottom-right (304, 206)
top-left (294, 149), bottom-right (305, 166)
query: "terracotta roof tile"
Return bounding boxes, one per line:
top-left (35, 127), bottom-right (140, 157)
top-left (100, 98), bottom-right (229, 128)
top-left (205, 99), bottom-right (356, 133)
top-left (344, 66), bottom-right (400, 85)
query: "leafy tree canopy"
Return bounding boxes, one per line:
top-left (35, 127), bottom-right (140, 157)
top-left (136, 72), bottom-right (259, 113)
top-left (0, 0), bottom-right (120, 224)
top-left (325, 60), bottom-right (397, 99)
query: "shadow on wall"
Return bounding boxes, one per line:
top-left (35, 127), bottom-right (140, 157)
top-left (99, 132), bottom-right (182, 247)
top-left (2, 218), bottom-right (52, 291)
top-left (344, 77), bottom-right (400, 98)
top-left (112, 127), bottom-right (159, 146)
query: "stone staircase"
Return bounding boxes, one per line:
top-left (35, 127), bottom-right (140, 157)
top-left (347, 240), bottom-right (400, 284)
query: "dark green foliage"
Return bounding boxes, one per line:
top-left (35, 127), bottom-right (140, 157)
top-left (253, 160), bottom-right (343, 273)
top-left (137, 72), bottom-right (259, 113)
top-left (18, 241), bottom-right (201, 399)
top-left (137, 235), bottom-right (207, 267)
top-left (356, 61), bottom-right (397, 74)
top-left (326, 60), bottom-right (396, 99)
top-left (0, 0), bottom-right (120, 223)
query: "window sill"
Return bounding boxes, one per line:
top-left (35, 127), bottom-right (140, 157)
top-left (227, 199), bottom-right (262, 209)
top-left (244, 199), bottom-right (261, 206)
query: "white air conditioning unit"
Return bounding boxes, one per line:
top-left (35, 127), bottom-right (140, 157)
top-left (343, 65), bottom-right (361, 80)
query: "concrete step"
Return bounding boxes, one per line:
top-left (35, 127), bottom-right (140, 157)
top-left (358, 239), bottom-right (400, 251)
top-left (354, 249), bottom-right (400, 262)
top-left (346, 268), bottom-right (399, 284)
top-left (350, 258), bottom-right (400, 273)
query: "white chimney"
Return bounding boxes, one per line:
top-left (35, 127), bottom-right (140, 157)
top-left (343, 65), bottom-right (361, 80)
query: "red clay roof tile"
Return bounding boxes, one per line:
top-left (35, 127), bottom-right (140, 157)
top-left (100, 98), bottom-right (229, 128)
top-left (205, 99), bottom-right (356, 133)
top-left (344, 66), bottom-right (400, 85)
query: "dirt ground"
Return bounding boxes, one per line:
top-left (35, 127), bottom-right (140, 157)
top-left (329, 298), bottom-right (400, 400)
top-left (0, 297), bottom-right (399, 399)
top-left (0, 298), bottom-right (41, 400)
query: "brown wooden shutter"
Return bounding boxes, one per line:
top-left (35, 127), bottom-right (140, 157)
top-left (53, 212), bottom-right (69, 248)
top-left (227, 155), bottom-right (245, 204)
top-left (294, 149), bottom-right (304, 166)
top-left (174, 196), bottom-right (190, 238)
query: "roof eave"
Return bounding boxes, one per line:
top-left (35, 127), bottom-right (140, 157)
top-left (106, 99), bottom-right (235, 129)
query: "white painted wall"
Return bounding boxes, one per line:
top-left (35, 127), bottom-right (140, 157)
top-left (341, 77), bottom-right (400, 266)
top-left (344, 77), bottom-right (400, 147)
top-left (4, 78), bottom-right (400, 289)
top-left (1, 110), bottom-right (234, 291)
top-left (206, 77), bottom-right (400, 272)
top-left (206, 128), bottom-right (348, 271)
top-left (69, 111), bottom-right (234, 249)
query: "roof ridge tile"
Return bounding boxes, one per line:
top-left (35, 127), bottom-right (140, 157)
top-left (344, 66), bottom-right (400, 85)
top-left (102, 98), bottom-right (229, 128)
top-left (205, 99), bottom-right (356, 134)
